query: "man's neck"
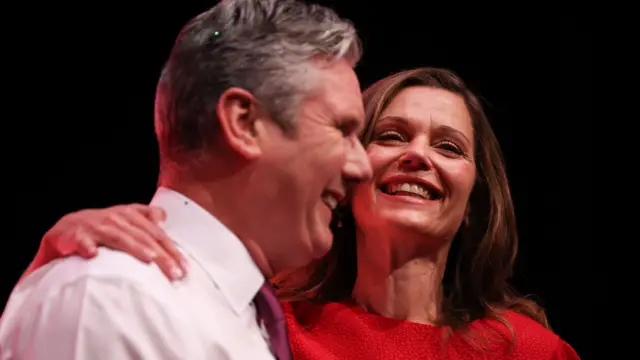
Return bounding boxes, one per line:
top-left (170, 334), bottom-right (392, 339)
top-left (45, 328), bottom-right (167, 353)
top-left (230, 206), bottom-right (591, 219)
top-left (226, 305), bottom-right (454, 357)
top-left (159, 169), bottom-right (275, 278)
top-left (351, 229), bottom-right (451, 325)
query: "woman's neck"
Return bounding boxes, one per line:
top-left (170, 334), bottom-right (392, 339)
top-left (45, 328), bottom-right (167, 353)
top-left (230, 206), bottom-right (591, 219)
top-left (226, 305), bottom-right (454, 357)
top-left (352, 229), bottom-right (451, 325)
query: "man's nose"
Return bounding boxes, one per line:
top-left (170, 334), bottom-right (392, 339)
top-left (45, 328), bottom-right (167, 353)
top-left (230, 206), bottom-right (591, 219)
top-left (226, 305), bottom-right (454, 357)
top-left (343, 138), bottom-right (372, 182)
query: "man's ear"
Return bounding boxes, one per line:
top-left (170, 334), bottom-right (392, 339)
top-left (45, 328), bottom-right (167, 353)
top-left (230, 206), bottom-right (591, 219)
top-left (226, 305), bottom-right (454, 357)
top-left (216, 87), bottom-right (263, 159)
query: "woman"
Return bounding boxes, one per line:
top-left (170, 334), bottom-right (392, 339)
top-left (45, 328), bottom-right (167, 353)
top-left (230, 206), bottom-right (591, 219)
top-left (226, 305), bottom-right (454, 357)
top-left (25, 67), bottom-right (579, 359)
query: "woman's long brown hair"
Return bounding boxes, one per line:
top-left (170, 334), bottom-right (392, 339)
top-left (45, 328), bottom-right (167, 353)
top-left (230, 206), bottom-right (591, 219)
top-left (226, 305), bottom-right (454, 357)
top-left (272, 67), bottom-right (549, 343)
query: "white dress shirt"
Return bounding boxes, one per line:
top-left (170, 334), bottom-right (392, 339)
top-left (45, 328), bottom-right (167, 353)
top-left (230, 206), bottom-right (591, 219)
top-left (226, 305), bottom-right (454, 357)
top-left (0, 187), bottom-right (276, 360)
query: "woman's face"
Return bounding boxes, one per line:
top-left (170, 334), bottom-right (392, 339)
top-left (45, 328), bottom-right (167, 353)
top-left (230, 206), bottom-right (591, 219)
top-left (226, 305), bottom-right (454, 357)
top-left (351, 86), bottom-right (477, 245)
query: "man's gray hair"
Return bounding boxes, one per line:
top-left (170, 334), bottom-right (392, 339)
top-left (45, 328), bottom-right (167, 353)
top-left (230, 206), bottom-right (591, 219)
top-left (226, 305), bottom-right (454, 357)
top-left (155, 0), bottom-right (362, 164)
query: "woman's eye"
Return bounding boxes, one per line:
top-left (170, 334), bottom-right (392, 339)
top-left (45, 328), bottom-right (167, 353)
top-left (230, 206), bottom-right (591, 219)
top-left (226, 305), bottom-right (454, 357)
top-left (437, 140), bottom-right (464, 155)
top-left (376, 130), bottom-right (404, 142)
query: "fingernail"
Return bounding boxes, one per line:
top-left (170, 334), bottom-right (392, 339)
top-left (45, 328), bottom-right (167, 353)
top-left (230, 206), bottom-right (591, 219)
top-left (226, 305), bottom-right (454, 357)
top-left (145, 249), bottom-right (157, 260)
top-left (180, 259), bottom-right (189, 272)
top-left (171, 266), bottom-right (184, 280)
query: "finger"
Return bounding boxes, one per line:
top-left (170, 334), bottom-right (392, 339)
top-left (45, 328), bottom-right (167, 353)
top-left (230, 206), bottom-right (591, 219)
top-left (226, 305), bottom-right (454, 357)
top-left (151, 248), bottom-right (185, 281)
top-left (57, 228), bottom-right (98, 258)
top-left (107, 216), bottom-right (185, 281)
top-left (76, 236), bottom-right (99, 258)
top-left (126, 204), bottom-right (166, 223)
top-left (122, 209), bottom-right (189, 273)
top-left (147, 206), bottom-right (167, 223)
top-left (92, 224), bottom-right (158, 264)
top-left (102, 216), bottom-right (162, 262)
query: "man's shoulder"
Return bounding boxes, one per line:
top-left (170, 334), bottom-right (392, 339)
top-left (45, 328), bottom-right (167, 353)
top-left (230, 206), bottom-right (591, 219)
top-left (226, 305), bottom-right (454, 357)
top-left (0, 249), bottom-right (188, 336)
top-left (25, 248), bottom-right (169, 290)
top-left (0, 250), bottom-right (213, 359)
top-left (3, 249), bottom-right (174, 318)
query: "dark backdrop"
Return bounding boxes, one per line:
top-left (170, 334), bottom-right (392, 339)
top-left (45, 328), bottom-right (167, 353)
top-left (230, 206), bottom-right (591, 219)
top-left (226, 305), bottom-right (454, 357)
top-left (7, 1), bottom-right (591, 359)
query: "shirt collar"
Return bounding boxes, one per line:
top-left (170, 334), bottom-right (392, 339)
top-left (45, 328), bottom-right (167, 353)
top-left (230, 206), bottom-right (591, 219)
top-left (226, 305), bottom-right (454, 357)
top-left (150, 186), bottom-right (264, 315)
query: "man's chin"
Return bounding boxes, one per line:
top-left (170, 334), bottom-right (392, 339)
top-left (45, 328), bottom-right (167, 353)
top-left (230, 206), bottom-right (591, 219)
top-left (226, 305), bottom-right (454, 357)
top-left (277, 230), bottom-right (333, 270)
top-left (310, 230), bottom-right (334, 260)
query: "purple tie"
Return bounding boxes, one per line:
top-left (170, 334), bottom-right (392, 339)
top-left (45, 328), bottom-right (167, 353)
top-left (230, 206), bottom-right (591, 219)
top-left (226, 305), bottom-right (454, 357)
top-left (254, 282), bottom-right (292, 360)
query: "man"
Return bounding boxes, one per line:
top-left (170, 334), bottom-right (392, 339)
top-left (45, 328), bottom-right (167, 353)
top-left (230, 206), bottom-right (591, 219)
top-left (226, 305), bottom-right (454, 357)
top-left (0, 0), bottom-right (371, 359)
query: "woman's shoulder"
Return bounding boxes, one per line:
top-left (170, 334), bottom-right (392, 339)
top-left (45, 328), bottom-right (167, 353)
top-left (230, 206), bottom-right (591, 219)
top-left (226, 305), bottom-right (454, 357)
top-left (282, 297), bottom-right (384, 335)
top-left (497, 310), bottom-right (580, 359)
top-left (281, 298), bottom-right (357, 322)
top-left (281, 301), bottom-right (580, 359)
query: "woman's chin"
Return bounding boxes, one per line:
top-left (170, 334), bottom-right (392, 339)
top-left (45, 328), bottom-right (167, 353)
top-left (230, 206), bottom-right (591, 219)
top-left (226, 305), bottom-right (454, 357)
top-left (382, 203), bottom-right (438, 226)
top-left (364, 207), bottom-right (450, 241)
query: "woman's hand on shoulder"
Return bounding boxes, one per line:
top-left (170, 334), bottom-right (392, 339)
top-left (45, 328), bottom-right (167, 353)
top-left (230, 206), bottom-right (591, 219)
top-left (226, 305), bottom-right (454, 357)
top-left (29, 204), bottom-right (188, 280)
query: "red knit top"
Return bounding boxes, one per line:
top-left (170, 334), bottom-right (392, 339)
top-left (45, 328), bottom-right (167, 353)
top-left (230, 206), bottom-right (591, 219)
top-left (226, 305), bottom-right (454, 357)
top-left (283, 299), bottom-right (580, 359)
